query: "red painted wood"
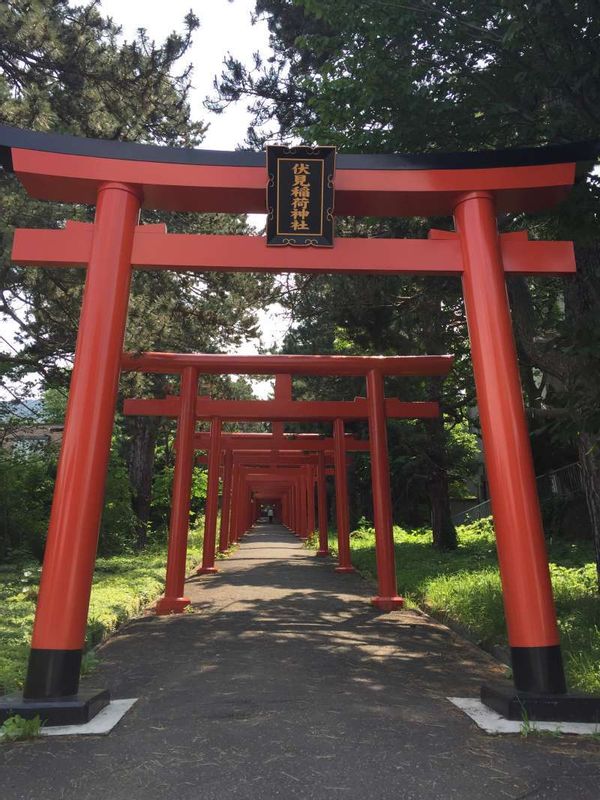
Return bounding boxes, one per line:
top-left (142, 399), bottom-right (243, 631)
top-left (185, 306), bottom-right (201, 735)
top-left (155, 367), bottom-right (197, 615)
top-left (13, 226), bottom-right (575, 276)
top-left (193, 436), bottom-right (370, 452)
top-left (218, 450), bottom-right (233, 553)
top-left (198, 416), bottom-right (222, 574)
top-left (30, 183), bottom-right (141, 651)
top-left (12, 148), bottom-right (575, 215)
top-left (123, 396), bottom-right (439, 422)
top-left (316, 451), bottom-right (330, 557)
top-left (367, 369), bottom-right (404, 610)
top-left (455, 191), bottom-right (560, 649)
top-left (120, 352), bottom-right (453, 377)
top-left (333, 418), bottom-right (354, 573)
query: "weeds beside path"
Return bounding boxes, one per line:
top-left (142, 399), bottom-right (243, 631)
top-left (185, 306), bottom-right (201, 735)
top-left (320, 518), bottom-right (600, 694)
top-left (0, 527), bottom-right (204, 694)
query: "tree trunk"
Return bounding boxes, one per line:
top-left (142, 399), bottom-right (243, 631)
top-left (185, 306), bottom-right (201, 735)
top-left (425, 413), bottom-right (458, 550)
top-left (510, 244), bottom-right (600, 590)
top-left (428, 466), bottom-right (457, 550)
top-left (577, 432), bottom-right (600, 591)
top-left (420, 293), bottom-right (458, 549)
top-left (125, 415), bottom-right (161, 549)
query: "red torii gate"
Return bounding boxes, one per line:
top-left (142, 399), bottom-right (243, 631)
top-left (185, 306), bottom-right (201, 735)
top-left (194, 434), bottom-right (359, 559)
top-left (241, 467), bottom-right (312, 533)
top-left (0, 124), bottom-right (591, 723)
top-left (122, 355), bottom-right (449, 614)
top-left (194, 449), bottom-right (336, 539)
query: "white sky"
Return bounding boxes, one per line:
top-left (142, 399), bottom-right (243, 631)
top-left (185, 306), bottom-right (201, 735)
top-left (1, 0), bottom-right (292, 400)
top-left (99, 0), bottom-right (289, 376)
top-left (98, 0), bottom-right (270, 152)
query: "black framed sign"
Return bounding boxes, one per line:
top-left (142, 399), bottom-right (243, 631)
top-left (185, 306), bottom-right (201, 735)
top-left (266, 145), bottom-right (336, 247)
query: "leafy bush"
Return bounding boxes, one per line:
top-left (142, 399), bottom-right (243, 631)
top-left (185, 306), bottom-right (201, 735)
top-left (0, 714), bottom-right (41, 741)
top-left (0, 445), bottom-right (57, 561)
top-left (0, 526), bottom-right (203, 693)
top-left (97, 441), bottom-right (137, 556)
top-left (0, 437), bottom-right (138, 561)
top-left (151, 464), bottom-right (208, 530)
top-left (333, 516), bottom-right (600, 693)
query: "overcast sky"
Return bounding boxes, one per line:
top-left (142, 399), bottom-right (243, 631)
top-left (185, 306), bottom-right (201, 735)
top-left (98, 1), bottom-right (287, 388)
top-left (1, 2), bottom-right (288, 398)
top-left (99, 0), bottom-right (272, 151)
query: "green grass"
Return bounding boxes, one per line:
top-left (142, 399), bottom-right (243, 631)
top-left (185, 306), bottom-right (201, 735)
top-left (0, 713), bottom-right (42, 741)
top-left (320, 517), bottom-right (600, 694)
top-left (0, 526), bottom-right (203, 694)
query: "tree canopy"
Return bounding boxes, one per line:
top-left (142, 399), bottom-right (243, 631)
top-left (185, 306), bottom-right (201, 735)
top-left (212, 0), bottom-right (600, 566)
top-left (0, 1), bottom-right (274, 553)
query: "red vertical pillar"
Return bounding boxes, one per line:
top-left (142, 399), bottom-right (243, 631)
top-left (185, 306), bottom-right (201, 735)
top-left (300, 473), bottom-right (306, 536)
top-left (298, 471), bottom-right (309, 540)
top-left (296, 481), bottom-right (302, 535)
top-left (455, 191), bottom-right (566, 695)
top-left (219, 449), bottom-right (233, 552)
top-left (198, 416), bottom-right (222, 574)
top-left (242, 484), bottom-right (251, 535)
top-left (235, 472), bottom-right (247, 540)
top-left (229, 464), bottom-right (241, 543)
top-left (24, 183), bottom-right (141, 701)
top-left (292, 481), bottom-right (299, 535)
top-left (307, 466), bottom-right (316, 537)
top-left (155, 366), bottom-right (198, 614)
top-left (282, 492), bottom-right (289, 528)
top-left (333, 418), bottom-right (355, 573)
top-left (316, 451), bottom-right (330, 556)
top-left (367, 369), bottom-right (403, 610)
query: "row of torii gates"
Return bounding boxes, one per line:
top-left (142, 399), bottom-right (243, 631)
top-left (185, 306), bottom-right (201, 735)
top-left (0, 125), bottom-right (597, 724)
top-left (119, 353), bottom-right (452, 614)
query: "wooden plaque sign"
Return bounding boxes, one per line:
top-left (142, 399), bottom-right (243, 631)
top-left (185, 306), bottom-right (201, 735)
top-left (266, 145), bottom-right (336, 247)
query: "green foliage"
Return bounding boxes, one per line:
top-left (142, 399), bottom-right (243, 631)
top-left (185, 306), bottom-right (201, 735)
top-left (0, 0), bottom-right (203, 142)
top-left (335, 516), bottom-right (600, 693)
top-left (0, 714), bottom-right (41, 742)
top-left (215, 0), bottom-right (600, 571)
top-left (0, 525), bottom-right (203, 693)
top-left (0, 445), bottom-right (57, 561)
top-left (98, 439), bottom-right (137, 555)
top-left (80, 650), bottom-right (99, 677)
top-left (151, 463), bottom-right (208, 531)
top-left (445, 421), bottom-right (481, 499)
top-left (228, 1), bottom-right (600, 151)
top-left (40, 388), bottom-right (67, 424)
top-left (0, 433), bottom-right (137, 560)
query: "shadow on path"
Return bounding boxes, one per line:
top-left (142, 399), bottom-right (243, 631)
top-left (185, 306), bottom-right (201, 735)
top-left (1, 524), bottom-right (598, 800)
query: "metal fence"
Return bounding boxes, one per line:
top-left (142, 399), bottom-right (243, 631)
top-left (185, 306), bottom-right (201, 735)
top-left (452, 462), bottom-right (584, 526)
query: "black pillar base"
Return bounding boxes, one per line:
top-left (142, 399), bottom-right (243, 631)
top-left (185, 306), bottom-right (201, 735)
top-left (0, 687), bottom-right (110, 727)
top-left (481, 683), bottom-right (600, 723)
top-left (24, 648), bottom-right (82, 699)
top-left (511, 644), bottom-right (567, 694)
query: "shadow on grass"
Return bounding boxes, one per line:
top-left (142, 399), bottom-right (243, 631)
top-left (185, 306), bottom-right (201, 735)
top-left (338, 523), bottom-right (600, 693)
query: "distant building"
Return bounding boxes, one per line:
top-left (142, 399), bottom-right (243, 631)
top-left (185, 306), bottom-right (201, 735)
top-left (0, 398), bottom-right (63, 452)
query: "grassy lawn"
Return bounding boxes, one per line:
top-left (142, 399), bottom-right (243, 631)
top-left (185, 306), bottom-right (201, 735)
top-left (0, 527), bottom-right (204, 694)
top-left (321, 517), bottom-right (600, 694)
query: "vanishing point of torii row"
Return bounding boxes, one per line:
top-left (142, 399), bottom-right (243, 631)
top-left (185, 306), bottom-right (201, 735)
top-left (0, 124), bottom-right (597, 725)
top-left (119, 354), bottom-right (452, 615)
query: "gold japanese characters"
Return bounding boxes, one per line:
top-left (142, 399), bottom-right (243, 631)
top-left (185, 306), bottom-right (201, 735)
top-left (266, 145), bottom-right (336, 246)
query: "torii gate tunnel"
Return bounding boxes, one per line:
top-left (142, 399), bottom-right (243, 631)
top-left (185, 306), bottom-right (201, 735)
top-left (195, 432), bottom-right (365, 559)
top-left (0, 124), bottom-right (595, 724)
top-left (120, 357), bottom-right (450, 614)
